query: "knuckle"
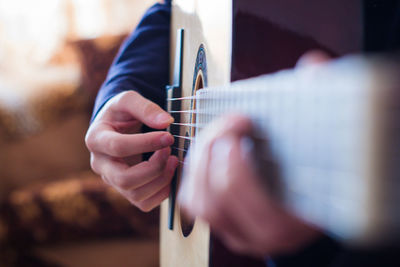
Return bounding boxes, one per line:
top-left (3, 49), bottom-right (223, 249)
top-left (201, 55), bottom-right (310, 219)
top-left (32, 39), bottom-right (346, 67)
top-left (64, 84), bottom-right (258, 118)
top-left (226, 240), bottom-right (245, 254)
top-left (125, 90), bottom-right (139, 99)
top-left (108, 138), bottom-right (124, 156)
top-left (101, 175), bottom-right (111, 186)
top-left (85, 130), bottom-right (96, 151)
top-left (160, 177), bottom-right (171, 188)
top-left (117, 90), bottom-right (137, 103)
top-left (202, 206), bottom-right (217, 223)
top-left (89, 155), bottom-right (98, 173)
top-left (141, 159), bottom-right (163, 179)
top-left (115, 178), bottom-right (130, 191)
top-left (142, 101), bottom-right (158, 116)
top-left (114, 171), bottom-right (131, 190)
top-left (144, 135), bottom-right (161, 151)
top-left (111, 91), bottom-right (138, 111)
top-left (137, 202), bottom-right (152, 213)
top-left (129, 191), bottom-right (141, 202)
top-left (150, 160), bottom-right (165, 175)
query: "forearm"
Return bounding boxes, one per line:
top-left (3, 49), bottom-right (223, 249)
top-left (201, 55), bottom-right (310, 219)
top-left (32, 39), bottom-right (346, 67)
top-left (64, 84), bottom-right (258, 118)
top-left (91, 2), bottom-right (171, 122)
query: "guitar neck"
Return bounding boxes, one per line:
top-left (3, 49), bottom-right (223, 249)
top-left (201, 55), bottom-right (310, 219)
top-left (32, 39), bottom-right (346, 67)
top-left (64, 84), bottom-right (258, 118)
top-left (190, 55), bottom-right (400, 244)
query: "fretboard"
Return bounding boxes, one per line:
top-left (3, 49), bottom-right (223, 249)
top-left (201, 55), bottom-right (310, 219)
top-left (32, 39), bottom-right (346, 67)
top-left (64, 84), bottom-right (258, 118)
top-left (187, 55), bottom-right (400, 244)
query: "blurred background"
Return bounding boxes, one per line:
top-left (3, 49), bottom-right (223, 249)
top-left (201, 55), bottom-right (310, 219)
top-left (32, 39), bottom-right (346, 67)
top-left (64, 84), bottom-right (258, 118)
top-left (0, 0), bottom-right (160, 266)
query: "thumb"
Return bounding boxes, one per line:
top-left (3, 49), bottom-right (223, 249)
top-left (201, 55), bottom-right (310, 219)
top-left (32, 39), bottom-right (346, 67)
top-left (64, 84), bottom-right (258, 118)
top-left (110, 91), bottom-right (173, 129)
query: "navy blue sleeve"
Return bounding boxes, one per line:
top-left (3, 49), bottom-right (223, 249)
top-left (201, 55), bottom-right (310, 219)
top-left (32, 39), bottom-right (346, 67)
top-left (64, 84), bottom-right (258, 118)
top-left (268, 235), bottom-right (342, 267)
top-left (91, 2), bottom-right (171, 122)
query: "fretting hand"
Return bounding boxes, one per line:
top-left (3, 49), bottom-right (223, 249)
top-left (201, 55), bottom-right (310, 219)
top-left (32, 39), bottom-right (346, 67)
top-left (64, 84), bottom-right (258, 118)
top-left (178, 51), bottom-right (330, 256)
top-left (179, 115), bottom-right (321, 256)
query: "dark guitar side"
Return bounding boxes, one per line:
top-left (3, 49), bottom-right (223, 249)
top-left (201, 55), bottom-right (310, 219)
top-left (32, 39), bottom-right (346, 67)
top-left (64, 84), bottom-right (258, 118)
top-left (231, 0), bottom-right (364, 81)
top-left (232, 0), bottom-right (400, 82)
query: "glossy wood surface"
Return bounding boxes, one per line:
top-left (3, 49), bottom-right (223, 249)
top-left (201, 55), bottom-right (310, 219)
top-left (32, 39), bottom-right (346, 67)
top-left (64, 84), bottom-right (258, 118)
top-left (160, 1), bottom-right (232, 267)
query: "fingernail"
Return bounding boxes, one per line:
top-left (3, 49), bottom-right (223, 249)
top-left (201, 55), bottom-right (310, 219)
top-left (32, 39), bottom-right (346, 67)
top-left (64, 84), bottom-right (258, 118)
top-left (240, 136), bottom-right (255, 161)
top-left (209, 137), bottom-right (234, 191)
top-left (161, 134), bottom-right (174, 146)
top-left (211, 137), bottom-right (233, 163)
top-left (168, 157), bottom-right (179, 171)
top-left (156, 113), bottom-right (173, 124)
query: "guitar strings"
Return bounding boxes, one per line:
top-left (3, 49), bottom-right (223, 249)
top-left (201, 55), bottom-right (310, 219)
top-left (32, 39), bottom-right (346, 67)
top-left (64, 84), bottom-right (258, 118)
top-left (178, 160), bottom-right (188, 166)
top-left (171, 122), bottom-right (203, 128)
top-left (169, 110), bottom-right (215, 115)
top-left (172, 135), bottom-right (195, 141)
top-left (166, 91), bottom-right (263, 102)
top-left (172, 146), bottom-right (188, 153)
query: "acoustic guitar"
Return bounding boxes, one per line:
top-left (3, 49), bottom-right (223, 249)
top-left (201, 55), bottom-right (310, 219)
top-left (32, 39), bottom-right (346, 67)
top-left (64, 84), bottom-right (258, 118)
top-left (160, 1), bottom-right (400, 266)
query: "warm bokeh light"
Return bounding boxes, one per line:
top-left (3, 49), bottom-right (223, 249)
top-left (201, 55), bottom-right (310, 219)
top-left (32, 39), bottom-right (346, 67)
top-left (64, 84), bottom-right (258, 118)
top-left (0, 0), bottom-right (156, 67)
top-left (0, 1), bottom-right (159, 266)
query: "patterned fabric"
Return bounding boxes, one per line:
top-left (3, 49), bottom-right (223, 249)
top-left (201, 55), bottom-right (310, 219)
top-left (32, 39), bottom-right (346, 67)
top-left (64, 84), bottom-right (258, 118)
top-left (0, 171), bottom-right (158, 266)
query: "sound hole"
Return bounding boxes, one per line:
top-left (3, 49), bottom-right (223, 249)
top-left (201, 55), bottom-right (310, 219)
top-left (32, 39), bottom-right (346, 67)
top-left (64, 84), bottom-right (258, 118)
top-left (180, 72), bottom-right (204, 237)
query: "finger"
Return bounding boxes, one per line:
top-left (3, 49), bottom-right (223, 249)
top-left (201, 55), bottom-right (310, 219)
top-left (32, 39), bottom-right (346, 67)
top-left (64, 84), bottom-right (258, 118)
top-left (205, 136), bottom-right (257, 248)
top-left (99, 147), bottom-right (170, 191)
top-left (296, 50), bottom-right (331, 67)
top-left (90, 153), bottom-right (113, 186)
top-left (90, 128), bottom-right (174, 157)
top-left (134, 185), bottom-right (171, 212)
top-left (125, 156), bottom-right (178, 202)
top-left (113, 119), bottom-right (142, 134)
top-left (90, 152), bottom-right (126, 185)
top-left (179, 115), bottom-right (254, 216)
top-left (116, 147), bottom-right (172, 190)
top-left (214, 136), bottom-right (273, 237)
top-left (179, 140), bottom-right (212, 217)
top-left (109, 91), bottom-right (173, 129)
top-left (216, 114), bottom-right (254, 136)
top-left (211, 135), bottom-right (298, 254)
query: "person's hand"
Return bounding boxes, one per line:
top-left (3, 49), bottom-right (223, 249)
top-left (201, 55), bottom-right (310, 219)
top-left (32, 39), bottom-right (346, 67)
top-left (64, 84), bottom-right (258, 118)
top-left (178, 51), bottom-right (331, 256)
top-left (179, 115), bottom-right (321, 256)
top-left (85, 91), bottom-right (178, 212)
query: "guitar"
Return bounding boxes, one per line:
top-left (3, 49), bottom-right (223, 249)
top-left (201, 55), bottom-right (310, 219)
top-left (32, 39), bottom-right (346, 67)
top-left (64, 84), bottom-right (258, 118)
top-left (160, 0), bottom-right (400, 266)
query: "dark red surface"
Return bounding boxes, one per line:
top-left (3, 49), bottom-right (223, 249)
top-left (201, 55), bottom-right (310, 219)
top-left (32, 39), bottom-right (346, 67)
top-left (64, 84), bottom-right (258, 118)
top-left (231, 0), bottom-right (363, 81)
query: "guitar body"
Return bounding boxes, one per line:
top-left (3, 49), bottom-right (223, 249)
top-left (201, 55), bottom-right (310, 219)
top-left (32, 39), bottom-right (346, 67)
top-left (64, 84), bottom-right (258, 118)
top-left (161, 1), bottom-right (233, 266)
top-left (161, 0), bottom-right (397, 266)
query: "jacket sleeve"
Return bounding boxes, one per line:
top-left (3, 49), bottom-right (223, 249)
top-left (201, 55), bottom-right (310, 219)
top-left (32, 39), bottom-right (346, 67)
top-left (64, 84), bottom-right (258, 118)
top-left (91, 2), bottom-right (171, 122)
top-left (269, 235), bottom-right (343, 267)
